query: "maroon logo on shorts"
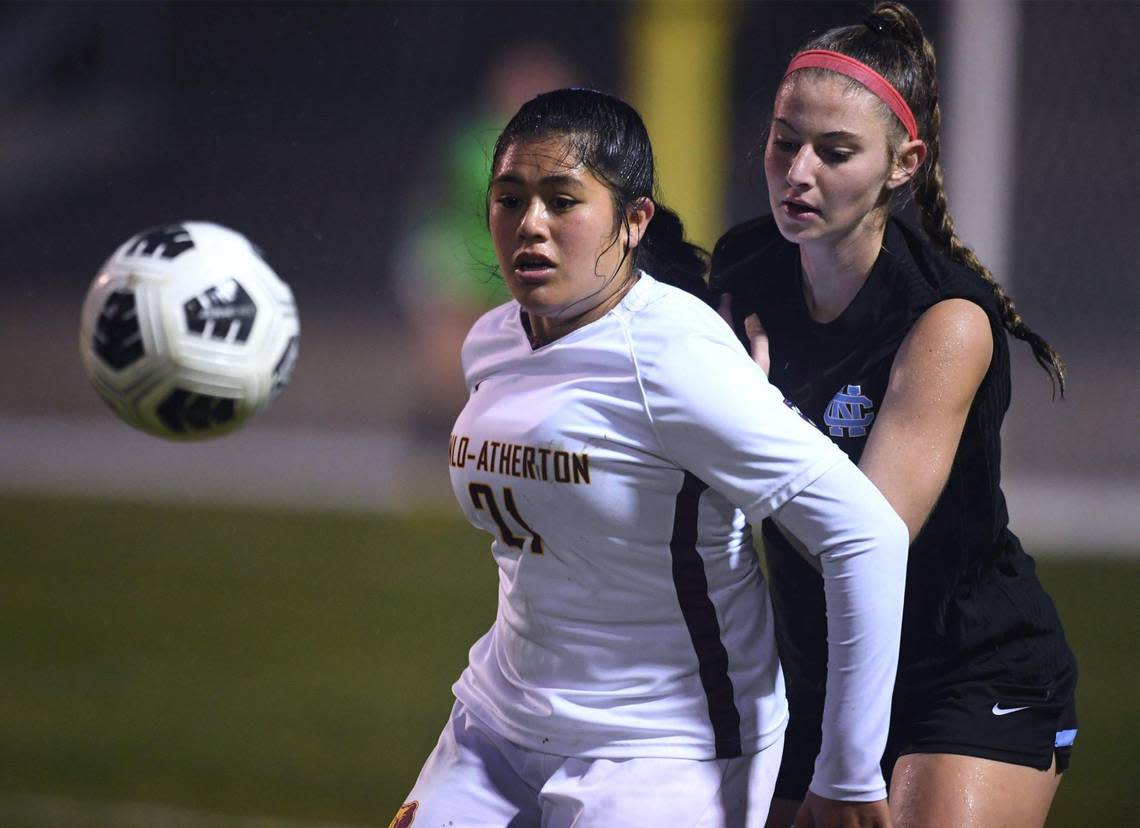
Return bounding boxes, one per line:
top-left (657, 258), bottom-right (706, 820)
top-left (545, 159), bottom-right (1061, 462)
top-left (388, 801), bottom-right (418, 828)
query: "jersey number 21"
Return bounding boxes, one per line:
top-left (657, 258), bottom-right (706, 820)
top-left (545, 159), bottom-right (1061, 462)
top-left (468, 483), bottom-right (545, 555)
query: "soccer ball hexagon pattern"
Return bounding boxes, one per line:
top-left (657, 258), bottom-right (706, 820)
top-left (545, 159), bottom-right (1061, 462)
top-left (79, 222), bottom-right (300, 440)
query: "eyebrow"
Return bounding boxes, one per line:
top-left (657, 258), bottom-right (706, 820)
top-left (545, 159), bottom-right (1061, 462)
top-left (491, 173), bottom-right (585, 188)
top-left (774, 118), bottom-right (861, 140)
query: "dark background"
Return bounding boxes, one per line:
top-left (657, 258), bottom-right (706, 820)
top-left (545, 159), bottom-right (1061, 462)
top-left (3, 2), bottom-right (1135, 491)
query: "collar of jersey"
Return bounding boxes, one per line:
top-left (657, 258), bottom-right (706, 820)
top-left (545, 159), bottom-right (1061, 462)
top-left (518, 270), bottom-right (654, 351)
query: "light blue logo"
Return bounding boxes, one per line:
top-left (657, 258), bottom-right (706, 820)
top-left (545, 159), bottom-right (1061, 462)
top-left (824, 385), bottom-right (875, 437)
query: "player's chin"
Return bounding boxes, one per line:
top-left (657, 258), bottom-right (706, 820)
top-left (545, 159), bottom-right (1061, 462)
top-left (771, 214), bottom-right (825, 245)
top-left (506, 280), bottom-right (557, 311)
top-left (515, 296), bottom-right (563, 322)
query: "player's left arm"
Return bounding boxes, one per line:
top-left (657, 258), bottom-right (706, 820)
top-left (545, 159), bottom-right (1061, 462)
top-left (858, 298), bottom-right (993, 542)
top-left (716, 292), bottom-right (771, 374)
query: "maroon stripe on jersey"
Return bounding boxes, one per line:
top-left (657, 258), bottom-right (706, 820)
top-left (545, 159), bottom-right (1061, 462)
top-left (670, 471), bottom-right (742, 758)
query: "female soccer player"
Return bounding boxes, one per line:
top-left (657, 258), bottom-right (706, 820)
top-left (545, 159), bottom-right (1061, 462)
top-left (391, 88), bottom-right (908, 828)
top-left (712, 4), bottom-right (1078, 827)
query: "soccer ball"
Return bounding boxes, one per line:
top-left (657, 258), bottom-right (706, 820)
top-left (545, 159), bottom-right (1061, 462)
top-left (79, 221), bottom-right (300, 440)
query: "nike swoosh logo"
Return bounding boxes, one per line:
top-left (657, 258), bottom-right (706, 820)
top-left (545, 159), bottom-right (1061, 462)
top-left (992, 703), bottom-right (1031, 716)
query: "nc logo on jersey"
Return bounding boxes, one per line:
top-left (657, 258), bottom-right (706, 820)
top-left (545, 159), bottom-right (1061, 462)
top-left (824, 384), bottom-right (875, 437)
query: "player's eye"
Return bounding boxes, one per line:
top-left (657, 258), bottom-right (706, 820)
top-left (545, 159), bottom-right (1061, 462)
top-left (821, 148), bottom-right (854, 164)
top-left (496, 194), bottom-right (522, 209)
top-left (772, 139), bottom-right (797, 153)
top-left (551, 196), bottom-right (577, 210)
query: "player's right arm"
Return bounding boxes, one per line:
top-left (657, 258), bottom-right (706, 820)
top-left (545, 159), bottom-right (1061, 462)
top-left (856, 299), bottom-right (992, 541)
top-left (772, 458), bottom-right (906, 827)
top-left (637, 308), bottom-right (907, 817)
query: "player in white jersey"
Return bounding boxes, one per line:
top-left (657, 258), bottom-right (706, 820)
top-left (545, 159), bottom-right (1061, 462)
top-left (390, 89), bottom-right (909, 828)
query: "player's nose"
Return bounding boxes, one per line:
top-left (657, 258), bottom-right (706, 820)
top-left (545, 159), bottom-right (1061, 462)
top-left (786, 146), bottom-right (816, 188)
top-left (517, 199), bottom-right (549, 240)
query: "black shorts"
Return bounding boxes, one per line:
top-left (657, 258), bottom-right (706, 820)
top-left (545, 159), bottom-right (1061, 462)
top-left (772, 663), bottom-right (1078, 800)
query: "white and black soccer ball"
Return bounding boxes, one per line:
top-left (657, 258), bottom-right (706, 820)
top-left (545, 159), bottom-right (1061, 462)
top-left (79, 221), bottom-right (300, 440)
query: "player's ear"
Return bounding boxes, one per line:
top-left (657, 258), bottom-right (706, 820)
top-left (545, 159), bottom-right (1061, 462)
top-left (886, 139), bottom-right (927, 190)
top-left (626, 198), bottom-right (655, 249)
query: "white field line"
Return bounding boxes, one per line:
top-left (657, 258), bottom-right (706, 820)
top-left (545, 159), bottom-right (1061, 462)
top-left (1, 415), bottom-right (1137, 556)
top-left (0, 792), bottom-right (377, 828)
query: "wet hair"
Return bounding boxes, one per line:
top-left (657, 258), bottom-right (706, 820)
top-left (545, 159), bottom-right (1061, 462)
top-left (488, 88), bottom-right (710, 304)
top-left (791, 2), bottom-right (1065, 394)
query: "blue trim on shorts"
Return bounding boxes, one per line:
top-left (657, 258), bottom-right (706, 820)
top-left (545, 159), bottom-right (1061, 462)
top-left (1055, 728), bottom-right (1077, 748)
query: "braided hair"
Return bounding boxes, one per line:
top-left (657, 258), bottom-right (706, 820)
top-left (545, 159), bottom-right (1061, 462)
top-left (796, 2), bottom-right (1065, 394)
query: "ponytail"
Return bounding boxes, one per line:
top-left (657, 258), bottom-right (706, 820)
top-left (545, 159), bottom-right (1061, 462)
top-left (910, 106), bottom-right (1067, 395)
top-left (636, 204), bottom-right (711, 305)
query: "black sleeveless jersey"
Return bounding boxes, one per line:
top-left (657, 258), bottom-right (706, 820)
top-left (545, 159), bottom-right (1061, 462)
top-left (711, 215), bottom-right (1076, 701)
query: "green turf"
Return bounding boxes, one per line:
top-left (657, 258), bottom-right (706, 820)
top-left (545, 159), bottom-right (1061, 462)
top-left (0, 492), bottom-right (1134, 824)
top-left (0, 493), bottom-right (497, 825)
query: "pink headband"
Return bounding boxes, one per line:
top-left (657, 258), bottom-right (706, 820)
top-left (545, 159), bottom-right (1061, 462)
top-left (784, 49), bottom-right (919, 141)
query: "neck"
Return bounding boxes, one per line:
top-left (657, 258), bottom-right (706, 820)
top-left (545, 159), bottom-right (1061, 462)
top-left (798, 215), bottom-right (887, 323)
top-left (528, 269), bottom-right (639, 347)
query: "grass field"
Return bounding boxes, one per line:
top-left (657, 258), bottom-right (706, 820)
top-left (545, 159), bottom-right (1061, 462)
top-left (1, 492), bottom-right (1135, 825)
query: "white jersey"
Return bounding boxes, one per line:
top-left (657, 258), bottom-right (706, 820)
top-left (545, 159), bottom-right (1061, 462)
top-left (446, 273), bottom-right (907, 800)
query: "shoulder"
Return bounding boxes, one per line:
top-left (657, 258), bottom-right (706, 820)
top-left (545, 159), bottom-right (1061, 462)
top-left (464, 298), bottom-right (518, 342)
top-left (460, 299), bottom-right (522, 386)
top-left (624, 274), bottom-right (738, 342)
top-left (910, 299), bottom-right (992, 353)
top-left (619, 275), bottom-right (747, 375)
top-left (889, 217), bottom-right (1002, 324)
top-left (894, 298), bottom-right (993, 393)
top-left (622, 278), bottom-right (786, 416)
top-left (709, 215), bottom-right (796, 295)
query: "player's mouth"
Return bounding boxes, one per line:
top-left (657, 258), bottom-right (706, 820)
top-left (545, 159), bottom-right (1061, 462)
top-left (780, 198), bottom-right (821, 221)
top-left (512, 252), bottom-right (557, 281)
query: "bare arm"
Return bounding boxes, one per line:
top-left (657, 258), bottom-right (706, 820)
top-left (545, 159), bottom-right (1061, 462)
top-left (859, 299), bottom-right (993, 542)
top-left (730, 296), bottom-right (992, 544)
top-left (716, 291), bottom-right (771, 374)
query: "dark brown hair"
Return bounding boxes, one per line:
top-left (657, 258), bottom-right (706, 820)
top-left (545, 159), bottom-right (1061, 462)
top-left (794, 2), bottom-right (1065, 394)
top-left (490, 88), bottom-right (710, 303)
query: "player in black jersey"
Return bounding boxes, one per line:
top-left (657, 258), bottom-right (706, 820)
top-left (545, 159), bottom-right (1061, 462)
top-left (711, 3), bottom-right (1077, 827)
